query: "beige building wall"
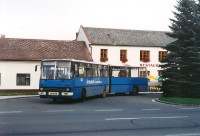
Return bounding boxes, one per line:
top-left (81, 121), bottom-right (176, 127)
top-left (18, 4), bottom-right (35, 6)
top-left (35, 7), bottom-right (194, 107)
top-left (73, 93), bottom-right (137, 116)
top-left (0, 61), bottom-right (40, 90)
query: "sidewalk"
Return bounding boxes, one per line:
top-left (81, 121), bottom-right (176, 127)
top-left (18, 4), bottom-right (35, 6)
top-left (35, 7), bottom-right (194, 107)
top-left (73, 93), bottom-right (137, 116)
top-left (0, 95), bottom-right (38, 100)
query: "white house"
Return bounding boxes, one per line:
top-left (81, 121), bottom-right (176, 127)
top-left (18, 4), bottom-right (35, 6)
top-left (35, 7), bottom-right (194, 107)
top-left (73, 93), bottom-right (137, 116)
top-left (76, 25), bottom-right (175, 87)
top-left (0, 38), bottom-right (92, 91)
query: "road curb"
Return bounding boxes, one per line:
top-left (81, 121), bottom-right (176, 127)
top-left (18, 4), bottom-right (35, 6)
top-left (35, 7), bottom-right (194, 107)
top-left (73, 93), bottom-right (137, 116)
top-left (155, 98), bottom-right (200, 107)
top-left (0, 95), bottom-right (38, 100)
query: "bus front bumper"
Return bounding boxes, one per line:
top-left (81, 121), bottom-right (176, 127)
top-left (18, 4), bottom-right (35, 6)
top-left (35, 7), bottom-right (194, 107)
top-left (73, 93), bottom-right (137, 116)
top-left (38, 91), bottom-right (73, 97)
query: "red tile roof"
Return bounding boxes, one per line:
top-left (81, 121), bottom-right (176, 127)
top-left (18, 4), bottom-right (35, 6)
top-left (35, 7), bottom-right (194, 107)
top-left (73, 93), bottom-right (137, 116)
top-left (0, 38), bottom-right (93, 61)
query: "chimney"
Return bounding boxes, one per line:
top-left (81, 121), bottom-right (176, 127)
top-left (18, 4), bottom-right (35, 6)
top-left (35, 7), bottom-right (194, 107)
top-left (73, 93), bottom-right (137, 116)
top-left (75, 32), bottom-right (78, 40)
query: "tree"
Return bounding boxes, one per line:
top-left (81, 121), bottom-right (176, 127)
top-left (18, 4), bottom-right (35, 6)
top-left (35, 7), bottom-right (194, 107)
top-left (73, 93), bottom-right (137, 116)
top-left (161, 0), bottom-right (200, 98)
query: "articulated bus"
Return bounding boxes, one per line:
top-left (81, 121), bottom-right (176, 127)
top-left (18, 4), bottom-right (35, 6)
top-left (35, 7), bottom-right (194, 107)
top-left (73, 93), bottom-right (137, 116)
top-left (37, 59), bottom-right (148, 102)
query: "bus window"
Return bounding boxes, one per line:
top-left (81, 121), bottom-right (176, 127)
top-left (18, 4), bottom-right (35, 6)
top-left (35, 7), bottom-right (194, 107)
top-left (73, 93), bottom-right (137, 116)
top-left (99, 65), bottom-right (108, 77)
top-left (112, 70), bottom-right (119, 77)
top-left (118, 70), bottom-right (128, 77)
top-left (139, 67), bottom-right (147, 77)
top-left (85, 68), bottom-right (92, 77)
top-left (85, 64), bottom-right (98, 77)
top-left (56, 61), bottom-right (71, 79)
top-left (79, 63), bottom-right (85, 77)
top-left (41, 61), bottom-right (56, 79)
top-left (131, 68), bottom-right (139, 77)
top-left (92, 65), bottom-right (98, 77)
top-left (71, 63), bottom-right (79, 78)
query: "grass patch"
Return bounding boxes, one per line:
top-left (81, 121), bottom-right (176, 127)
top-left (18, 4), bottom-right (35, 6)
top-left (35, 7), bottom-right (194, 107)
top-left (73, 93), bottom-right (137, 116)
top-left (159, 97), bottom-right (200, 105)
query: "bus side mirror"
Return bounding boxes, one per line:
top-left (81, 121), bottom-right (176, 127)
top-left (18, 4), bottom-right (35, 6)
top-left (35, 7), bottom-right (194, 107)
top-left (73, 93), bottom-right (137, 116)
top-left (35, 65), bottom-right (40, 72)
top-left (35, 65), bottom-right (37, 72)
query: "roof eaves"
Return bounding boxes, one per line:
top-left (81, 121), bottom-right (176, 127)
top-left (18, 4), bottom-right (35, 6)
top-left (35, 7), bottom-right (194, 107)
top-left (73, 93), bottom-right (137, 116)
top-left (90, 43), bottom-right (167, 47)
top-left (0, 59), bottom-right (42, 61)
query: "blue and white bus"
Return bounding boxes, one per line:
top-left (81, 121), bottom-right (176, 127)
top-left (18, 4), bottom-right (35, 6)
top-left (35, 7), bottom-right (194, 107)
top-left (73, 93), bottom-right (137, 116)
top-left (37, 59), bottom-right (148, 102)
top-left (109, 65), bottom-right (148, 95)
top-left (37, 59), bottom-right (109, 102)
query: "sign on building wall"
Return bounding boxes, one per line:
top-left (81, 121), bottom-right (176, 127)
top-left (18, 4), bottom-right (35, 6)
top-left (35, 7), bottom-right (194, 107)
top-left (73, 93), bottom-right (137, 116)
top-left (140, 64), bottom-right (160, 67)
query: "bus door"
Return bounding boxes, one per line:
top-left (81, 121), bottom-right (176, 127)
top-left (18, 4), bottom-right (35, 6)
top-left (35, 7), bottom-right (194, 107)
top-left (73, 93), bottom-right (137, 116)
top-left (109, 66), bottom-right (128, 93)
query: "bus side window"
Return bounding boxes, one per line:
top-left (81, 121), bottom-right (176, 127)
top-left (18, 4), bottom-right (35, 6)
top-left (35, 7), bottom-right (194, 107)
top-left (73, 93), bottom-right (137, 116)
top-left (85, 68), bottom-right (92, 77)
top-left (113, 70), bottom-right (119, 77)
top-left (79, 67), bottom-right (85, 77)
top-left (73, 63), bottom-right (79, 77)
top-left (93, 65), bottom-right (98, 77)
top-left (100, 69), bottom-right (105, 77)
top-left (118, 70), bottom-right (127, 77)
top-left (131, 68), bottom-right (138, 77)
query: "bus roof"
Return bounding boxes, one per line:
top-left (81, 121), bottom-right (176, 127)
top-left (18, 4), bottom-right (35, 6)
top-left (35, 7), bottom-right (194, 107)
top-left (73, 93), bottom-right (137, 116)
top-left (41, 59), bottom-right (107, 66)
top-left (108, 64), bottom-right (146, 69)
top-left (42, 59), bottom-right (147, 68)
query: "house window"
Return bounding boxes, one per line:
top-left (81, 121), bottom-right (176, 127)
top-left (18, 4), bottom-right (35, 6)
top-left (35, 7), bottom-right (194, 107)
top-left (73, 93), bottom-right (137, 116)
top-left (147, 71), bottom-right (150, 76)
top-left (140, 50), bottom-right (150, 62)
top-left (120, 50), bottom-right (128, 63)
top-left (16, 74), bottom-right (30, 86)
top-left (159, 51), bottom-right (167, 62)
top-left (100, 49), bottom-right (108, 62)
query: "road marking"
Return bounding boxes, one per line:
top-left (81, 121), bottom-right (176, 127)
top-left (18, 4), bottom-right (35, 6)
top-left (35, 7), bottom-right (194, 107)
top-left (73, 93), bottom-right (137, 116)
top-left (142, 108), bottom-right (161, 111)
top-left (166, 133), bottom-right (200, 136)
top-left (43, 110), bottom-right (75, 113)
top-left (95, 109), bottom-right (123, 112)
top-left (105, 116), bottom-right (188, 121)
top-left (180, 108), bottom-right (197, 110)
top-left (0, 111), bottom-right (22, 114)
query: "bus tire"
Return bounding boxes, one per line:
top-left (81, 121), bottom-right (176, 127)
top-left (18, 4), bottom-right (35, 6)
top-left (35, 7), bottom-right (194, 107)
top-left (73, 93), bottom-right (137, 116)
top-left (132, 86), bottom-right (139, 96)
top-left (101, 87), bottom-right (106, 98)
top-left (80, 90), bottom-right (86, 102)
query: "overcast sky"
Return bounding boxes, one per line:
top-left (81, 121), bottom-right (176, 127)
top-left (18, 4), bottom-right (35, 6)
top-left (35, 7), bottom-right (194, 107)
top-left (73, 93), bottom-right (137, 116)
top-left (0, 0), bottom-right (177, 40)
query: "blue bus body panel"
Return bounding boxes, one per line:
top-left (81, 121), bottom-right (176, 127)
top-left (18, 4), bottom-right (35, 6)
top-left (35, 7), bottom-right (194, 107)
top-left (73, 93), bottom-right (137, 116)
top-left (40, 77), bottom-right (109, 99)
top-left (110, 77), bottom-right (148, 93)
top-left (72, 77), bottom-right (109, 99)
top-left (40, 80), bottom-right (71, 88)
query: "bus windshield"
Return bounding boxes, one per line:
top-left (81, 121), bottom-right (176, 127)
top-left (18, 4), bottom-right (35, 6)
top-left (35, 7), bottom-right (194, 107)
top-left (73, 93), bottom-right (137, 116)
top-left (41, 61), bottom-right (71, 80)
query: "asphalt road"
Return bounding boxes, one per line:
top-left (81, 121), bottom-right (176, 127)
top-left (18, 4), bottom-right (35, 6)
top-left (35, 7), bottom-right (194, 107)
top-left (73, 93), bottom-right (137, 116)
top-left (0, 94), bottom-right (200, 136)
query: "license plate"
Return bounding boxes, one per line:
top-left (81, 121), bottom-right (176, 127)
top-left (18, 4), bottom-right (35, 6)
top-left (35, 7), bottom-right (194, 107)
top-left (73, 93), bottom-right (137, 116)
top-left (49, 92), bottom-right (59, 96)
top-left (38, 92), bottom-right (46, 95)
top-left (61, 92), bottom-right (73, 96)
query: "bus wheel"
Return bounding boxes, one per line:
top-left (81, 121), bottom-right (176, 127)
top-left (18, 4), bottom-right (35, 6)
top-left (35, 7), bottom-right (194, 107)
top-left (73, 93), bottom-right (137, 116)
top-left (132, 86), bottom-right (139, 96)
top-left (101, 87), bottom-right (106, 98)
top-left (80, 90), bottom-right (86, 102)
